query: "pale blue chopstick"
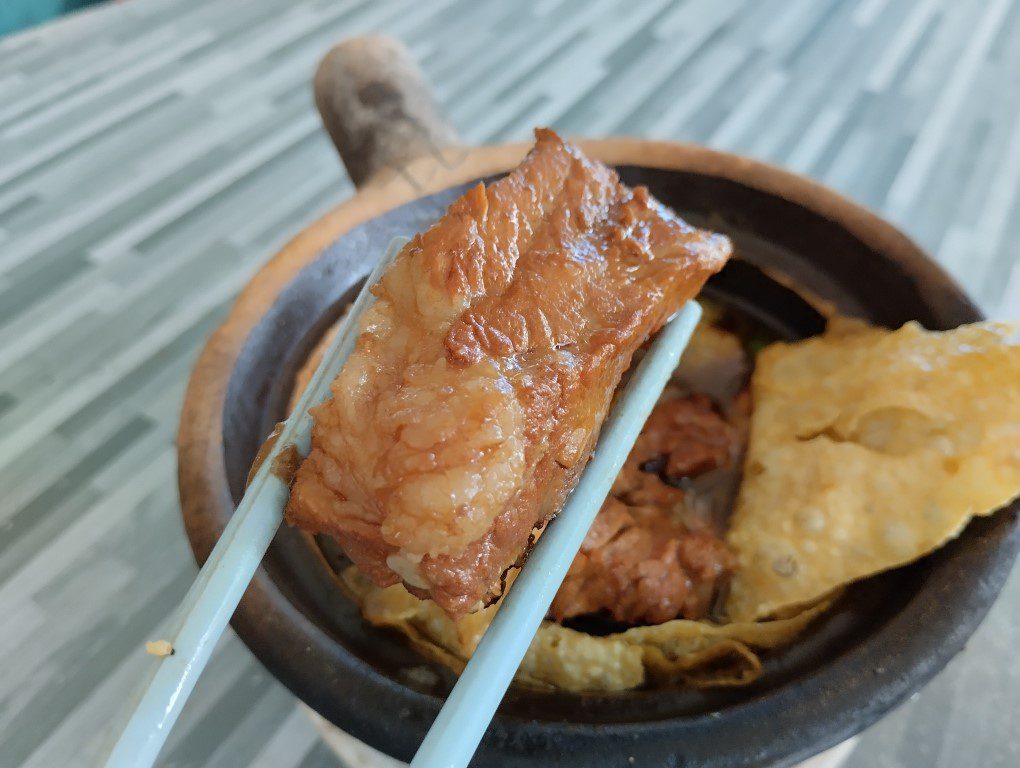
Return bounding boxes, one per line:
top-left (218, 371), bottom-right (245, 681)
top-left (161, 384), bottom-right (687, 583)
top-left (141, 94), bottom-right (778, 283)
top-left (410, 301), bottom-right (702, 768)
top-left (103, 237), bottom-right (409, 768)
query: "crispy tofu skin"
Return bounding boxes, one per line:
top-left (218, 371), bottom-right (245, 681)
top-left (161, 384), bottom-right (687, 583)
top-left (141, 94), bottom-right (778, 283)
top-left (726, 320), bottom-right (1020, 621)
top-left (286, 129), bottom-right (731, 618)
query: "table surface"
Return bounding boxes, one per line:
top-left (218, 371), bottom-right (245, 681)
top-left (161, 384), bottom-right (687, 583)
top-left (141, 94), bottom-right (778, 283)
top-left (1, 0), bottom-right (1018, 766)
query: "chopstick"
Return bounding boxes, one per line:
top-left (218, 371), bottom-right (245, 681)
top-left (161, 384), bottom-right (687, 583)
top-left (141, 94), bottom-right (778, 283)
top-left (103, 237), bottom-right (409, 768)
top-left (103, 230), bottom-right (700, 767)
top-left (410, 301), bottom-right (702, 768)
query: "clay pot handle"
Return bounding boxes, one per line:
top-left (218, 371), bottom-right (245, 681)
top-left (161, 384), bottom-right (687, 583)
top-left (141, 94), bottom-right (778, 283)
top-left (313, 36), bottom-right (460, 188)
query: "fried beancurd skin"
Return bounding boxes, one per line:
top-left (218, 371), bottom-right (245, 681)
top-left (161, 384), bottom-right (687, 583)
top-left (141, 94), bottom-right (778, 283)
top-left (286, 129), bottom-right (731, 618)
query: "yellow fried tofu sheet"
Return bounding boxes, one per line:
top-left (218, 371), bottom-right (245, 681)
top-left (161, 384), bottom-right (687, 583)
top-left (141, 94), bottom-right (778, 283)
top-left (342, 566), bottom-right (832, 692)
top-left (726, 320), bottom-right (1020, 621)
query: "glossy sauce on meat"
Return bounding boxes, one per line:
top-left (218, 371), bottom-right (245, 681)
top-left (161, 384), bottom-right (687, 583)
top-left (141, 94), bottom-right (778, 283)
top-left (550, 391), bottom-right (741, 625)
top-left (285, 129), bottom-right (730, 618)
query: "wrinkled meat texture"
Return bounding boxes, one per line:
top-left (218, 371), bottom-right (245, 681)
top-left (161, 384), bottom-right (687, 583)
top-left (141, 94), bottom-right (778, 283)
top-left (286, 129), bottom-right (730, 618)
top-left (550, 394), bottom-right (738, 625)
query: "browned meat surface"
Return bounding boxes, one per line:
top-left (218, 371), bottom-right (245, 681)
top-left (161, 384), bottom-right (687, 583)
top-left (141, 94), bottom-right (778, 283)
top-left (550, 394), bottom-right (739, 625)
top-left (612, 392), bottom-right (739, 507)
top-left (286, 129), bottom-right (730, 619)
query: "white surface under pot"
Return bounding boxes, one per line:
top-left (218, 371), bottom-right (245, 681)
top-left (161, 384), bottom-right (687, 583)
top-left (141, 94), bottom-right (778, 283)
top-left (304, 705), bottom-right (859, 768)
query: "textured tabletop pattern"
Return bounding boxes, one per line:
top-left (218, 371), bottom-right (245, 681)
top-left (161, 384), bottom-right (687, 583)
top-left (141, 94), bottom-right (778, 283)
top-left (0, 0), bottom-right (1017, 766)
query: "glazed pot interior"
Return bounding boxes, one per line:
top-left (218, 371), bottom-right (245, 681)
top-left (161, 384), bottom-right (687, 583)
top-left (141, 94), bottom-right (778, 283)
top-left (212, 165), bottom-right (1016, 767)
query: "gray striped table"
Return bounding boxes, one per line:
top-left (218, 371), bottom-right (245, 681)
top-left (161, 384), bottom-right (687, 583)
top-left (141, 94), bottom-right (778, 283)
top-left (0, 1), bottom-right (1017, 766)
